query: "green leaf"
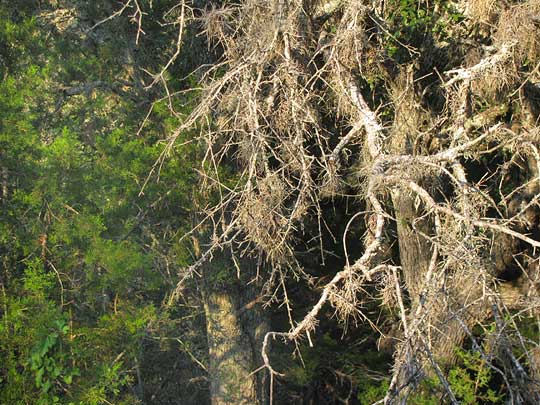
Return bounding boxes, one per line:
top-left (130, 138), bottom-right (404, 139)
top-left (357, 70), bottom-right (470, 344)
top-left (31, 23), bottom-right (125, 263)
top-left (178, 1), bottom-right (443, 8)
top-left (35, 367), bottom-right (44, 387)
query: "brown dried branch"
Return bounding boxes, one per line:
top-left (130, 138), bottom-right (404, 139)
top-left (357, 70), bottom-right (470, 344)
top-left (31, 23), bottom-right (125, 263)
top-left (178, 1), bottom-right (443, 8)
top-left (143, 0), bottom-right (540, 402)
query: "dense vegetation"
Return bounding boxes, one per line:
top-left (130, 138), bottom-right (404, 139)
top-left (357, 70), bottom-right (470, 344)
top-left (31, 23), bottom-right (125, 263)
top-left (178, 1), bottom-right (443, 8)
top-left (1, 1), bottom-right (539, 404)
top-left (0, 2), bottom-right (207, 403)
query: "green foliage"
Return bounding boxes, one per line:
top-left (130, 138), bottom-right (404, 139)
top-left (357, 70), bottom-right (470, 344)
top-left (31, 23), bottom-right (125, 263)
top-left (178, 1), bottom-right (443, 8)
top-left (23, 258), bottom-right (55, 299)
top-left (385, 0), bottom-right (464, 60)
top-left (28, 318), bottom-right (79, 403)
top-left (77, 361), bottom-right (136, 405)
top-left (405, 346), bottom-right (505, 404)
top-left (407, 377), bottom-right (444, 404)
top-left (447, 349), bottom-right (504, 404)
top-left (344, 325), bottom-right (509, 405)
top-left (0, 2), bottom-right (201, 403)
top-left (358, 379), bottom-right (390, 403)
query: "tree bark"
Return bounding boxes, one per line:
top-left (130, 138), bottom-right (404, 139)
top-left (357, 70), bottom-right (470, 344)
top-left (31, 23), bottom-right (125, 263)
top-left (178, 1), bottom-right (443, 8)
top-left (391, 188), bottom-right (433, 305)
top-left (201, 250), bottom-right (269, 404)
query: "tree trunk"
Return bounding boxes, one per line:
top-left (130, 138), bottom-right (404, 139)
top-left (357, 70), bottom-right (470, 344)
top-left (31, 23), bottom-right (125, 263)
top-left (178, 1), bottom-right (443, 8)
top-left (387, 72), bottom-right (487, 369)
top-left (201, 250), bottom-right (269, 405)
top-left (391, 188), bottom-right (433, 305)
